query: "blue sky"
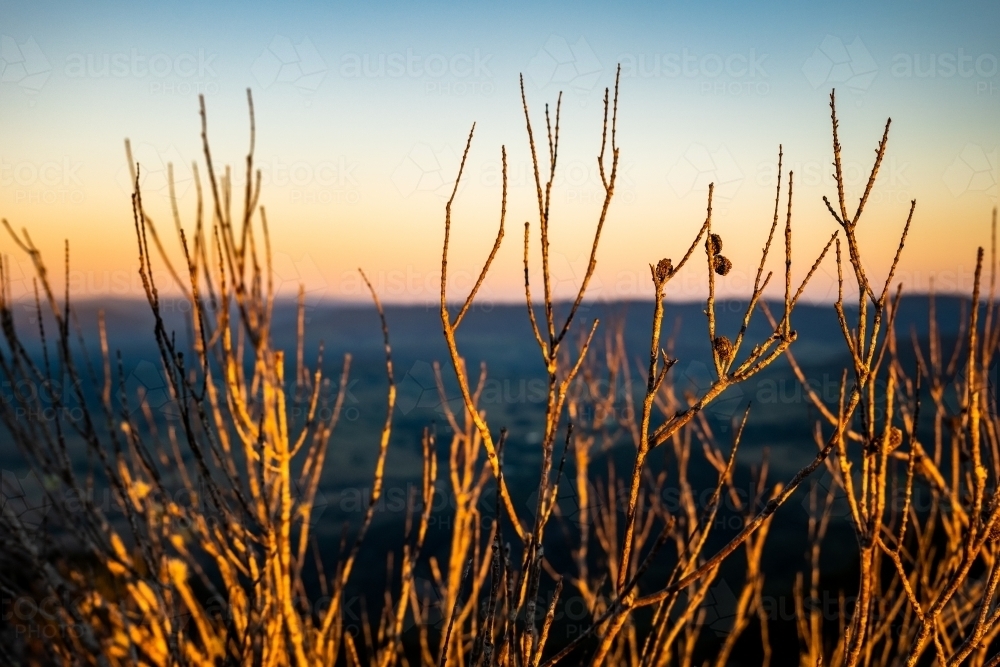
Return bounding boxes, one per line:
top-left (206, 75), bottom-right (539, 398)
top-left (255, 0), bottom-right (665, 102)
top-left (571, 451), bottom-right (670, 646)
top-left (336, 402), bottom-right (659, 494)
top-left (1, 0), bottom-right (997, 304)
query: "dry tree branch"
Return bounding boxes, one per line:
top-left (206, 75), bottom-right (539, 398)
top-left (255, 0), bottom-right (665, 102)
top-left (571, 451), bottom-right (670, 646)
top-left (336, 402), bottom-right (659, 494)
top-left (438, 123), bottom-right (526, 540)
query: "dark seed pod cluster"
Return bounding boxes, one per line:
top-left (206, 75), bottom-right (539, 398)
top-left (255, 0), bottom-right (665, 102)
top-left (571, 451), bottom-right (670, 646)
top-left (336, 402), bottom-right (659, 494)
top-left (709, 233), bottom-right (723, 256)
top-left (708, 233), bottom-right (731, 275)
top-left (713, 335), bottom-right (734, 364)
top-left (655, 258), bottom-right (673, 283)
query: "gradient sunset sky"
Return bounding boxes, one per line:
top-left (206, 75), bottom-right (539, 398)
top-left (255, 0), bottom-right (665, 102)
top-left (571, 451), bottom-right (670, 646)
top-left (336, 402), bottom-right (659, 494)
top-left (1, 0), bottom-right (997, 306)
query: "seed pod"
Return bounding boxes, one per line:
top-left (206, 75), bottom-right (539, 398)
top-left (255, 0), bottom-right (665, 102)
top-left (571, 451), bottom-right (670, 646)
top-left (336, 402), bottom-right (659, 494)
top-left (655, 258), bottom-right (673, 282)
top-left (708, 233), bottom-right (723, 255)
top-left (713, 335), bottom-right (734, 363)
top-left (714, 255), bottom-right (732, 276)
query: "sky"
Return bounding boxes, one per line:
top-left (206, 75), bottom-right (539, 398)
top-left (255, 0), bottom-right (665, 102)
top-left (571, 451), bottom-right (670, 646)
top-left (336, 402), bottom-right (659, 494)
top-left (0, 0), bottom-right (997, 307)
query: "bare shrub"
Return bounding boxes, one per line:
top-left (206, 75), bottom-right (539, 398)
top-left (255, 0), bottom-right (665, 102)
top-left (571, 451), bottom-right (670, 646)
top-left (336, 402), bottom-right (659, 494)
top-left (1, 73), bottom-right (997, 666)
